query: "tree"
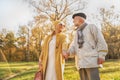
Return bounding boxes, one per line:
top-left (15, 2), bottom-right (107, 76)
top-left (17, 25), bottom-right (33, 61)
top-left (28, 0), bottom-right (87, 36)
top-left (96, 6), bottom-right (120, 59)
top-left (4, 32), bottom-right (17, 61)
top-left (27, 0), bottom-right (87, 52)
top-left (29, 0), bottom-right (87, 22)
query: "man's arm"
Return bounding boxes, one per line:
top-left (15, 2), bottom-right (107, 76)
top-left (63, 32), bottom-right (76, 59)
top-left (90, 24), bottom-right (108, 64)
top-left (67, 38), bottom-right (76, 55)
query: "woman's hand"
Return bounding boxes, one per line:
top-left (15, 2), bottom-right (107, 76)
top-left (39, 61), bottom-right (43, 71)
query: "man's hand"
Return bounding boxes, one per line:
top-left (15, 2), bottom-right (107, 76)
top-left (98, 58), bottom-right (105, 64)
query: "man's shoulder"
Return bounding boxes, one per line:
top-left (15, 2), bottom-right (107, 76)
top-left (87, 24), bottom-right (99, 31)
top-left (88, 24), bottom-right (97, 28)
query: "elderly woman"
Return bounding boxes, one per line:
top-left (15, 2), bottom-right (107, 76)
top-left (39, 21), bottom-right (68, 80)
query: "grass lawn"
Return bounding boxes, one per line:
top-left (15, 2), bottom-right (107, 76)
top-left (0, 59), bottom-right (120, 80)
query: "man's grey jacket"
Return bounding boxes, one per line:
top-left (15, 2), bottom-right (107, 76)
top-left (68, 24), bottom-right (108, 69)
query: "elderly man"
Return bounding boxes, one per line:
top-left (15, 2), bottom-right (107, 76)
top-left (63, 13), bottom-right (108, 80)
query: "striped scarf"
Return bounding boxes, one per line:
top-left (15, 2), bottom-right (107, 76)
top-left (77, 23), bottom-right (87, 48)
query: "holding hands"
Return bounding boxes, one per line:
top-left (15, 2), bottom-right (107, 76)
top-left (62, 51), bottom-right (69, 59)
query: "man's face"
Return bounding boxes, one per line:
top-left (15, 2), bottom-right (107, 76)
top-left (73, 16), bottom-right (85, 27)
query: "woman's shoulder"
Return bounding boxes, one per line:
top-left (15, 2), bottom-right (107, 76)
top-left (42, 35), bottom-right (51, 43)
top-left (58, 33), bottom-right (66, 38)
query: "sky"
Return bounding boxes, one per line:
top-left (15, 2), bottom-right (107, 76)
top-left (0, 0), bottom-right (120, 33)
top-left (0, 0), bottom-right (35, 33)
top-left (83, 0), bottom-right (120, 27)
top-left (67, 0), bottom-right (120, 28)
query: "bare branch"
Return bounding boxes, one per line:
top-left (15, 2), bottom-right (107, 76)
top-left (29, 0), bottom-right (87, 22)
top-left (58, 0), bottom-right (68, 19)
top-left (60, 12), bottom-right (72, 21)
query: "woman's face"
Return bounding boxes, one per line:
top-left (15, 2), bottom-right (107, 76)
top-left (55, 24), bottom-right (65, 33)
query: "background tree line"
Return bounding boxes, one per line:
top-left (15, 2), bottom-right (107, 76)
top-left (0, 0), bottom-right (120, 62)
